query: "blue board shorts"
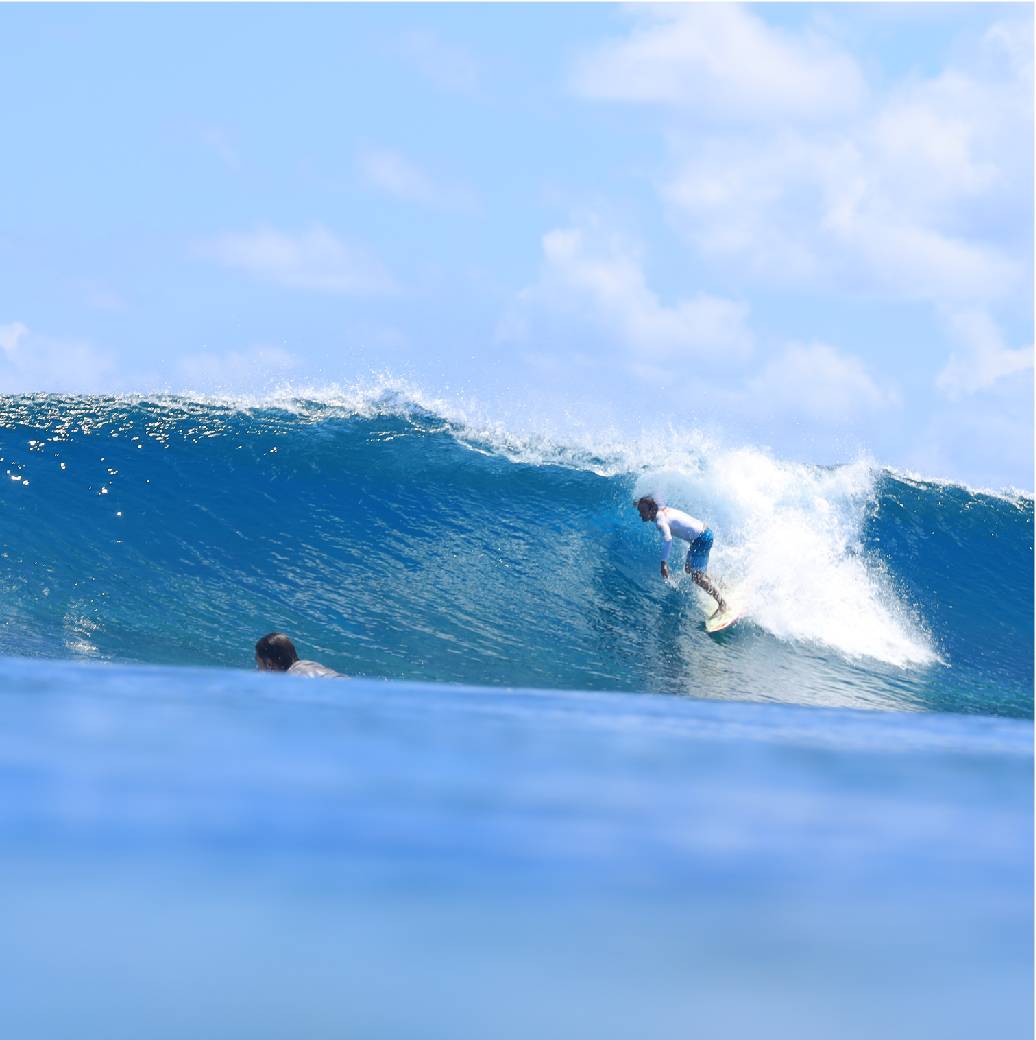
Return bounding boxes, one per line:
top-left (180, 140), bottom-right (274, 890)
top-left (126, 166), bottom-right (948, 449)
top-left (688, 528), bottom-right (713, 572)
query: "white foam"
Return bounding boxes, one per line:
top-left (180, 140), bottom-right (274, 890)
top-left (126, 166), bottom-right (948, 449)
top-left (631, 447), bottom-right (939, 669)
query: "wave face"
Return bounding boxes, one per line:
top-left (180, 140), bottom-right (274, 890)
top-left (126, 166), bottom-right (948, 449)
top-left (1, 393), bottom-right (1032, 717)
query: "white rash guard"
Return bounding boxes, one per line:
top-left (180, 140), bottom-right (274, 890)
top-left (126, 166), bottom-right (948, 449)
top-left (288, 660), bottom-right (344, 679)
top-left (655, 507), bottom-right (706, 562)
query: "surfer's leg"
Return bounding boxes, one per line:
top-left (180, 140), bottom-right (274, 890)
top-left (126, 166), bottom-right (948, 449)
top-left (692, 571), bottom-right (727, 613)
top-left (686, 529), bottom-right (715, 579)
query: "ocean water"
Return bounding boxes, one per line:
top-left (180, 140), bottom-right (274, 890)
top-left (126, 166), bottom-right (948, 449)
top-left (1, 392), bottom-right (1032, 1038)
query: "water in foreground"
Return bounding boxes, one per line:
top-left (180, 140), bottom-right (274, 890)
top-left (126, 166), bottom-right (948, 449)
top-left (2, 658), bottom-right (1031, 1040)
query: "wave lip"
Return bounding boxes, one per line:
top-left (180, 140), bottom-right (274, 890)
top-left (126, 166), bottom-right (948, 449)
top-left (886, 466), bottom-right (1035, 507)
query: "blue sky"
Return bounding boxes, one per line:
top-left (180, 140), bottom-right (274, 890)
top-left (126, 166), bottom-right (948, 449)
top-left (1, 3), bottom-right (1032, 488)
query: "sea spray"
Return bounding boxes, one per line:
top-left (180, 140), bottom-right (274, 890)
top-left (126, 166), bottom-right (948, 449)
top-left (636, 449), bottom-right (936, 667)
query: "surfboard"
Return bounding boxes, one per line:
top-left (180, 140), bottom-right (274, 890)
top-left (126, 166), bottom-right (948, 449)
top-left (705, 603), bottom-right (742, 634)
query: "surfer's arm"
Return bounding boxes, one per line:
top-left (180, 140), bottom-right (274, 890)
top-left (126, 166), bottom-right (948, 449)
top-left (657, 516), bottom-right (673, 579)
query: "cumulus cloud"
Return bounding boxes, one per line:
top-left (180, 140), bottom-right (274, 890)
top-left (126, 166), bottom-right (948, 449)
top-left (571, 4), bottom-right (865, 120)
top-left (356, 146), bottom-right (475, 209)
top-left (583, 9), bottom-right (1032, 309)
top-left (662, 89), bottom-right (1023, 305)
top-left (825, 198), bottom-right (1020, 304)
top-left (747, 342), bottom-right (899, 424)
top-left (663, 133), bottom-right (832, 283)
top-left (199, 225), bottom-right (395, 295)
top-left (0, 321), bottom-right (118, 393)
top-left (936, 310), bottom-right (1033, 399)
top-left (504, 223), bottom-right (753, 365)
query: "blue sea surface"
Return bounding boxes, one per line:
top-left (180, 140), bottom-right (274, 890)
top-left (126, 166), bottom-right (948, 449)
top-left (1, 394), bottom-right (1032, 1037)
top-left (3, 658), bottom-right (1032, 1039)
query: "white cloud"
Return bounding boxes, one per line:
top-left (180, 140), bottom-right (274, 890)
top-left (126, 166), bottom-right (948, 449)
top-left (200, 226), bottom-right (395, 295)
top-left (0, 321), bottom-right (118, 393)
top-left (356, 147), bottom-right (474, 209)
top-left (824, 199), bottom-right (1019, 304)
top-left (982, 15), bottom-right (1035, 78)
top-left (571, 4), bottom-right (865, 120)
top-left (746, 342), bottom-right (899, 424)
top-left (869, 88), bottom-right (998, 208)
top-left (177, 345), bottom-right (300, 390)
top-left (598, 10), bottom-right (1034, 308)
top-left (663, 133), bottom-right (831, 283)
top-left (505, 223), bottom-right (753, 365)
top-left (662, 90), bottom-right (1023, 306)
top-left (936, 310), bottom-right (1033, 399)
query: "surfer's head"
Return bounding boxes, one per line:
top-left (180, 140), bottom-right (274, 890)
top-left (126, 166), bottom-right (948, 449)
top-left (255, 632), bottom-right (299, 672)
top-left (636, 496), bottom-right (659, 522)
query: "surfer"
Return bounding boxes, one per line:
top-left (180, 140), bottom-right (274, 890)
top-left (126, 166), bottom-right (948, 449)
top-left (254, 632), bottom-right (344, 678)
top-left (635, 496), bottom-right (727, 614)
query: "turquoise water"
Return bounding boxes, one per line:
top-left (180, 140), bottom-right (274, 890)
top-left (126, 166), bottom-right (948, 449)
top-left (1, 393), bottom-right (1032, 1037)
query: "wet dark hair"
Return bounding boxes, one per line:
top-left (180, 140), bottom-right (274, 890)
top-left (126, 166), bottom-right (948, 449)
top-left (255, 632), bottom-right (299, 671)
top-left (636, 496), bottom-right (658, 511)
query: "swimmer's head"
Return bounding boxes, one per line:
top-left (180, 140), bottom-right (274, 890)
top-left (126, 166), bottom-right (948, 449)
top-left (255, 632), bottom-right (299, 672)
top-left (636, 496), bottom-right (659, 522)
